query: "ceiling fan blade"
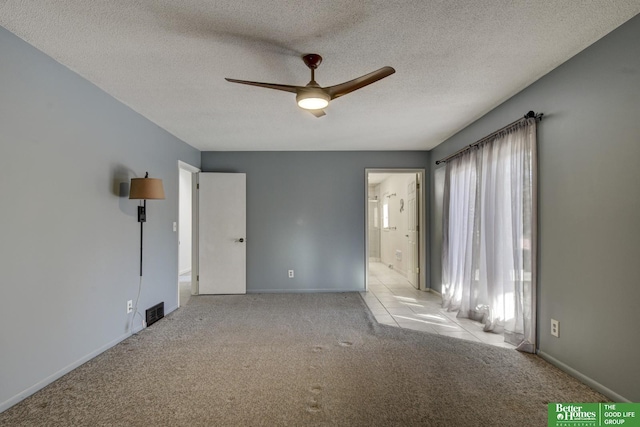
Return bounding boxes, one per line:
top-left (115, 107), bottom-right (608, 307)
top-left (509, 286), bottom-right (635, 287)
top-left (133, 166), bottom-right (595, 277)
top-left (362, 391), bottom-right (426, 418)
top-left (225, 78), bottom-right (301, 94)
top-left (325, 66), bottom-right (396, 99)
top-left (308, 109), bottom-right (326, 118)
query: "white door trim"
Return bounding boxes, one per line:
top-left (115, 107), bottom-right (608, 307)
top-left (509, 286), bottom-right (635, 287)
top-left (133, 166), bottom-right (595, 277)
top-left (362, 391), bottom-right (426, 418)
top-left (177, 161), bottom-right (201, 300)
top-left (178, 160), bottom-right (200, 173)
top-left (365, 168), bottom-right (426, 291)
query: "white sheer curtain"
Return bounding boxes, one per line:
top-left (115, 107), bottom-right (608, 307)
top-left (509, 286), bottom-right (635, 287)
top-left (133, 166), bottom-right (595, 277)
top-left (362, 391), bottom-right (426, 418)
top-left (442, 118), bottom-right (537, 352)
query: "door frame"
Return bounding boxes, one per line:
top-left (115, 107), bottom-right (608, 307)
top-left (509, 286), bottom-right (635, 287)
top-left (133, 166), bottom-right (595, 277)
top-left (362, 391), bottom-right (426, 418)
top-left (364, 168), bottom-right (426, 292)
top-left (178, 160), bottom-right (201, 299)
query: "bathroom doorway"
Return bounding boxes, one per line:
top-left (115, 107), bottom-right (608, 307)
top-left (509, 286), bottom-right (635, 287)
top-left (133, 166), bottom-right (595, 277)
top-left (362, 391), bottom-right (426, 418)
top-left (365, 169), bottom-right (426, 291)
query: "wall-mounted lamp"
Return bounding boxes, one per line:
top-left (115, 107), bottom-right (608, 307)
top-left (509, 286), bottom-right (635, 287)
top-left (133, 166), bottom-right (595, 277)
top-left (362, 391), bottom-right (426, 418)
top-left (129, 172), bottom-right (165, 276)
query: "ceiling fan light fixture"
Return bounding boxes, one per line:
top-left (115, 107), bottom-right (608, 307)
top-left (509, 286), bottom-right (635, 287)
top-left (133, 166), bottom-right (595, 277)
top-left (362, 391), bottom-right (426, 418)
top-left (226, 53), bottom-right (395, 118)
top-left (296, 90), bottom-right (330, 110)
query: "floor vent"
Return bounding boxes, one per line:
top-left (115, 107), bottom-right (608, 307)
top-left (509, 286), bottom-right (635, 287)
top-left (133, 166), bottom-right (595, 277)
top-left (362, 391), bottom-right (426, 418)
top-left (146, 302), bottom-right (164, 327)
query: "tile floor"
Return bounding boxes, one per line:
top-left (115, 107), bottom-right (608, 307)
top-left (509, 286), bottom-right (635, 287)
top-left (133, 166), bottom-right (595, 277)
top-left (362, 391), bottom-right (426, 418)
top-left (361, 262), bottom-right (514, 349)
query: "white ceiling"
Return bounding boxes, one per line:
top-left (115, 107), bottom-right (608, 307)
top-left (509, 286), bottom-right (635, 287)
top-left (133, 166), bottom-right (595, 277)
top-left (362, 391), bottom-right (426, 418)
top-left (368, 172), bottom-right (417, 185)
top-left (1, 1), bottom-right (638, 151)
top-left (368, 173), bottom-right (393, 185)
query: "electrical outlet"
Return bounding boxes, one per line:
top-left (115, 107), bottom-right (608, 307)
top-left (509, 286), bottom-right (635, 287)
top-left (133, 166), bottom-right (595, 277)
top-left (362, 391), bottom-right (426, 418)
top-left (288, 270), bottom-right (294, 278)
top-left (551, 319), bottom-right (559, 337)
top-left (127, 300), bottom-right (133, 314)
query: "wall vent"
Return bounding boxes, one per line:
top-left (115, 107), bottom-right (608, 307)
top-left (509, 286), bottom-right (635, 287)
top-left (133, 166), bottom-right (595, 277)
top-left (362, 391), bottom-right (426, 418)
top-left (145, 302), bottom-right (164, 327)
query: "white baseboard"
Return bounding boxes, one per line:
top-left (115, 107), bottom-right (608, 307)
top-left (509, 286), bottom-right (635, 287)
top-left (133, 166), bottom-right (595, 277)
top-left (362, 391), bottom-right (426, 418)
top-left (0, 330), bottom-right (132, 413)
top-left (0, 304), bottom-right (180, 413)
top-left (537, 351), bottom-right (630, 402)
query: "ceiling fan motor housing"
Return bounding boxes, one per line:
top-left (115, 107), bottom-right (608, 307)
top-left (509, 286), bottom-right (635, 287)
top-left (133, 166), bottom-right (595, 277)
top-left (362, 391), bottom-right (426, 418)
top-left (302, 53), bottom-right (323, 69)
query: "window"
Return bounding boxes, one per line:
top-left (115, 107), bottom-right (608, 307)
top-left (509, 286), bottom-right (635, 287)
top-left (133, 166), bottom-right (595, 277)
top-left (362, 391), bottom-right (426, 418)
top-left (441, 119), bottom-right (537, 352)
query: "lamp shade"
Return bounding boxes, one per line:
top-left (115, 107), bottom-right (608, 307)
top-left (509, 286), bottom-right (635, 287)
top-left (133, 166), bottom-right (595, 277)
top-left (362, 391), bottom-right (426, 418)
top-left (129, 177), bottom-right (165, 200)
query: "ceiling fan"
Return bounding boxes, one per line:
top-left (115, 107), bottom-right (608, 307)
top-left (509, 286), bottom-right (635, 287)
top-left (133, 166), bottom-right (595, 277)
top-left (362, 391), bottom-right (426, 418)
top-left (225, 54), bottom-right (395, 117)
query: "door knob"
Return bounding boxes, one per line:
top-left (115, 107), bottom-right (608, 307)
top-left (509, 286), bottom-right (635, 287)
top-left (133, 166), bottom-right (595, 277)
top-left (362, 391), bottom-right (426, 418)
top-left (238, 238), bottom-right (245, 243)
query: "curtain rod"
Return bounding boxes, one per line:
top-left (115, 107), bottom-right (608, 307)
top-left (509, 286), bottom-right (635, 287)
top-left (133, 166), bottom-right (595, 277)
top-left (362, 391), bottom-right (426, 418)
top-left (435, 111), bottom-right (543, 165)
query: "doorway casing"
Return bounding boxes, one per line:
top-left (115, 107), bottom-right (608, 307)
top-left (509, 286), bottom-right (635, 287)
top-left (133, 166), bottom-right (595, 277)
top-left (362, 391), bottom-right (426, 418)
top-left (365, 168), bottom-right (427, 292)
top-left (178, 160), bottom-right (201, 302)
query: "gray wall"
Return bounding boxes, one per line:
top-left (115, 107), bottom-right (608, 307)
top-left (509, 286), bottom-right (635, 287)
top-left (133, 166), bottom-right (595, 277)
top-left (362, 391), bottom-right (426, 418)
top-left (429, 15), bottom-right (640, 402)
top-left (0, 27), bottom-right (200, 410)
top-left (201, 152), bottom-right (429, 292)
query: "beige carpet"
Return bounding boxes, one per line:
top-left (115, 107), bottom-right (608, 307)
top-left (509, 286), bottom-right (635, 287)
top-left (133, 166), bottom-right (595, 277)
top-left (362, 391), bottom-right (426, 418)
top-left (0, 293), bottom-right (607, 426)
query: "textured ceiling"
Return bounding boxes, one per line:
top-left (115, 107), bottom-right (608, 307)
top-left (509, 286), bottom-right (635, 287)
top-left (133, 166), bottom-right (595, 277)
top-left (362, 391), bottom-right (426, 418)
top-left (1, 1), bottom-right (638, 151)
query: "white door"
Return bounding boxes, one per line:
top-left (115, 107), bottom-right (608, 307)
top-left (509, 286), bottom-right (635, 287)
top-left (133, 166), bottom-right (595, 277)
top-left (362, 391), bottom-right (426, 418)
top-left (406, 178), bottom-right (419, 289)
top-left (198, 173), bottom-right (246, 294)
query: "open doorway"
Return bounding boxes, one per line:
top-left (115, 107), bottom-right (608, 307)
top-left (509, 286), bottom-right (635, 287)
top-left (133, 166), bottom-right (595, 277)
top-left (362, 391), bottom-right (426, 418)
top-left (365, 169), bottom-right (425, 291)
top-left (178, 161), bottom-right (200, 307)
